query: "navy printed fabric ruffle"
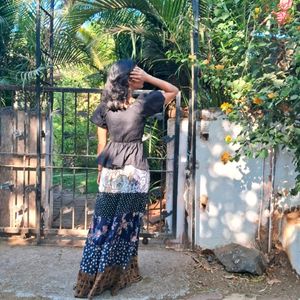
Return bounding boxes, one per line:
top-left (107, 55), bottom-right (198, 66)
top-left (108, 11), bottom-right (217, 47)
top-left (79, 193), bottom-right (146, 274)
top-left (95, 192), bottom-right (148, 217)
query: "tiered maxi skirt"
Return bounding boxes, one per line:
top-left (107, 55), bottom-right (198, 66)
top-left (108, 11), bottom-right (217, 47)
top-left (74, 165), bottom-right (150, 298)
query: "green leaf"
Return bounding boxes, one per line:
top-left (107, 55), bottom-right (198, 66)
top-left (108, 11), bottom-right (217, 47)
top-left (295, 128), bottom-right (300, 135)
top-left (290, 95), bottom-right (299, 100)
top-left (258, 149), bottom-right (269, 159)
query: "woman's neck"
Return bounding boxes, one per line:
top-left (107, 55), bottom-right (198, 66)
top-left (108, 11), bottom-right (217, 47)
top-left (124, 90), bottom-right (134, 107)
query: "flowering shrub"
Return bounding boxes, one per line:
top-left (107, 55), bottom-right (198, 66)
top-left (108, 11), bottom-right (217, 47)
top-left (200, 0), bottom-right (300, 194)
top-left (273, 0), bottom-right (293, 25)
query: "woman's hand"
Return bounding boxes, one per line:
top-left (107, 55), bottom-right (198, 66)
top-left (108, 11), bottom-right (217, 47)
top-left (130, 66), bottom-right (149, 82)
top-left (131, 66), bottom-right (178, 104)
top-left (131, 65), bottom-right (179, 104)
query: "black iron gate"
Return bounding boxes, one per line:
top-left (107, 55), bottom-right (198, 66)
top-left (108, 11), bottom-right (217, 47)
top-left (0, 84), bottom-right (181, 244)
top-left (0, 0), bottom-right (182, 245)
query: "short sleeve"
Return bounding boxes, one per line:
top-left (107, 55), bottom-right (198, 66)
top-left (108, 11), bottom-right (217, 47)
top-left (90, 103), bottom-right (107, 128)
top-left (137, 91), bottom-right (165, 117)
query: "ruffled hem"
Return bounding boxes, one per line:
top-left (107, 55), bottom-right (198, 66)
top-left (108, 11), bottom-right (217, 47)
top-left (97, 141), bottom-right (148, 170)
top-left (74, 256), bottom-right (142, 298)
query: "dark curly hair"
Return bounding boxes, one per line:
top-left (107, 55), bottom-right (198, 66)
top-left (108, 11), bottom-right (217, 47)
top-left (101, 59), bottom-right (136, 112)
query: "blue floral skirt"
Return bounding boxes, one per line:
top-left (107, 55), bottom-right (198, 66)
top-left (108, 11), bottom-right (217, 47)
top-left (74, 165), bottom-right (150, 298)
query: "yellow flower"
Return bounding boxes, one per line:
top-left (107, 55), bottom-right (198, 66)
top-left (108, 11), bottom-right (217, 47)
top-left (267, 92), bottom-right (277, 99)
top-left (234, 97), bottom-right (246, 104)
top-left (220, 102), bottom-right (230, 111)
top-left (225, 135), bottom-right (232, 143)
top-left (220, 102), bottom-right (233, 114)
top-left (220, 151), bottom-right (232, 164)
top-left (252, 97), bottom-right (264, 105)
top-left (189, 54), bottom-right (197, 61)
top-left (254, 7), bottom-right (261, 14)
top-left (202, 59), bottom-right (210, 65)
top-left (215, 64), bottom-right (225, 70)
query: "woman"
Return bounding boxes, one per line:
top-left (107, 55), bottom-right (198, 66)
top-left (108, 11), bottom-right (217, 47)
top-left (74, 59), bottom-right (178, 298)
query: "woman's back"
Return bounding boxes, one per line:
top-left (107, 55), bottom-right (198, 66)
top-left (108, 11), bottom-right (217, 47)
top-left (91, 91), bottom-right (165, 170)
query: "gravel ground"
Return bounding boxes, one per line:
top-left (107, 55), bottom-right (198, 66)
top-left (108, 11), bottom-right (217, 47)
top-left (0, 240), bottom-right (299, 300)
top-left (0, 241), bottom-right (191, 300)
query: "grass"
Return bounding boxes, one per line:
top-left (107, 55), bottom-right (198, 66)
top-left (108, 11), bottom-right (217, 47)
top-left (53, 170), bottom-right (98, 194)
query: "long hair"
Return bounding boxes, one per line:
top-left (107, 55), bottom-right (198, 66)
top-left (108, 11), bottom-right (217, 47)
top-left (101, 59), bottom-right (136, 112)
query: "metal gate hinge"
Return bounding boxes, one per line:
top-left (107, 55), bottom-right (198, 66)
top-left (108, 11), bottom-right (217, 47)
top-left (0, 182), bottom-right (14, 191)
top-left (13, 130), bottom-right (25, 140)
top-left (25, 184), bottom-right (36, 193)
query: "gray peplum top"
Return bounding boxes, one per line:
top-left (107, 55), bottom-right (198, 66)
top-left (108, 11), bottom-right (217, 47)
top-left (90, 91), bottom-right (165, 170)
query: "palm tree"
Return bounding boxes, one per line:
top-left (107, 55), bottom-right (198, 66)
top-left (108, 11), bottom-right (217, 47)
top-left (68, 0), bottom-right (195, 93)
top-left (67, 0), bottom-right (248, 105)
top-left (0, 0), bottom-right (114, 85)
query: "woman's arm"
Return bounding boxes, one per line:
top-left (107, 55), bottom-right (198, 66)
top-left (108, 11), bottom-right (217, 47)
top-left (130, 67), bottom-right (179, 104)
top-left (97, 127), bottom-right (107, 183)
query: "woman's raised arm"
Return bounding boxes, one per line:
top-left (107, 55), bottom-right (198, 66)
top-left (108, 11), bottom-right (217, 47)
top-left (130, 67), bottom-right (179, 104)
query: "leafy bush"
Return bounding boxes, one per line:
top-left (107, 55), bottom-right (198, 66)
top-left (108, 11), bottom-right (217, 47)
top-left (204, 0), bottom-right (300, 194)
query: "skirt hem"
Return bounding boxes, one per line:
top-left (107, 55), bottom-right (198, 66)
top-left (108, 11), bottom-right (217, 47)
top-left (74, 256), bottom-right (141, 298)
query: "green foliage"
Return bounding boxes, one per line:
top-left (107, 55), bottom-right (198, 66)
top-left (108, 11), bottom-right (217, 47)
top-left (70, 0), bottom-right (193, 94)
top-left (52, 91), bottom-right (101, 170)
top-left (0, 0), bottom-right (114, 85)
top-left (210, 0), bottom-right (300, 194)
top-left (56, 27), bottom-right (115, 89)
top-left (0, 0), bottom-right (36, 84)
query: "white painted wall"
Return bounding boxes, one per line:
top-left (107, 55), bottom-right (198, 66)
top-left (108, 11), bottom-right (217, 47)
top-left (193, 111), bottom-right (300, 274)
top-left (194, 112), bottom-right (264, 248)
top-left (281, 214), bottom-right (300, 275)
top-left (166, 112), bottom-right (300, 274)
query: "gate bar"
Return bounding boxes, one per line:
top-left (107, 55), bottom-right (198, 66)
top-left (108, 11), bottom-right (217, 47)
top-left (190, 0), bottom-right (200, 248)
top-left (35, 0), bottom-right (42, 243)
top-left (0, 85), bottom-right (103, 94)
top-left (171, 93), bottom-right (181, 237)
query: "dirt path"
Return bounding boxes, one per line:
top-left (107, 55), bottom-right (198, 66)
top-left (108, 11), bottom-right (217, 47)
top-left (184, 248), bottom-right (300, 300)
